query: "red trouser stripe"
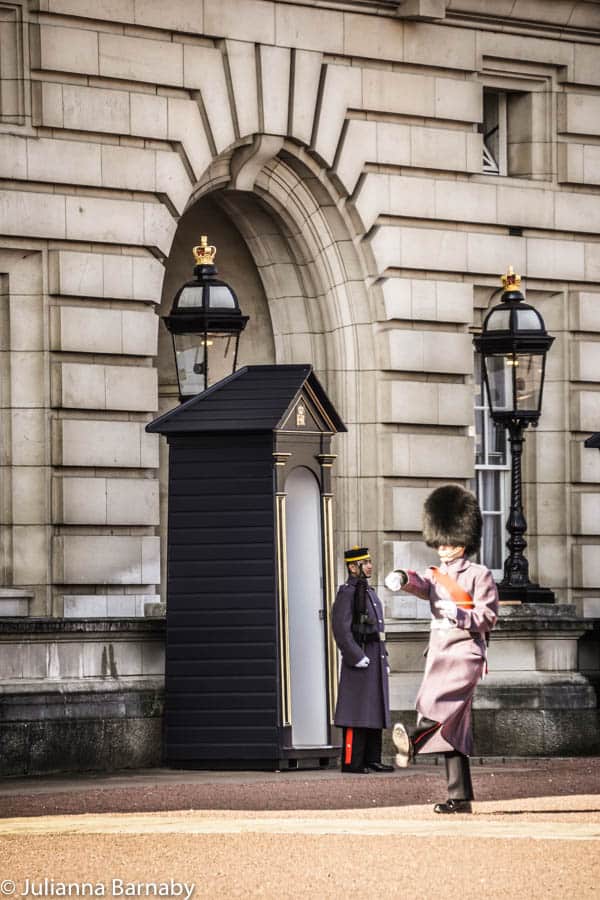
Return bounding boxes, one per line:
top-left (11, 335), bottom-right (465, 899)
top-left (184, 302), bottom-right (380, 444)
top-left (413, 722), bottom-right (441, 746)
top-left (344, 728), bottom-right (354, 765)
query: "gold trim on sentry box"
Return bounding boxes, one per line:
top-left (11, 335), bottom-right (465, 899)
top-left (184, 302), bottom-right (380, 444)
top-left (275, 492), bottom-right (291, 725)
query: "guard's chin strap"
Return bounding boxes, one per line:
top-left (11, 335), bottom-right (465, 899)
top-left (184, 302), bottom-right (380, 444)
top-left (438, 546), bottom-right (465, 564)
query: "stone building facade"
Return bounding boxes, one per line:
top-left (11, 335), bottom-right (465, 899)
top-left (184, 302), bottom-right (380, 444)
top-left (1, 0), bottom-right (599, 772)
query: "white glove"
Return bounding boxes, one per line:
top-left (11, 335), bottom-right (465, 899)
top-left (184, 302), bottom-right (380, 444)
top-left (385, 570), bottom-right (407, 592)
top-left (437, 598), bottom-right (458, 619)
top-left (354, 656), bottom-right (370, 668)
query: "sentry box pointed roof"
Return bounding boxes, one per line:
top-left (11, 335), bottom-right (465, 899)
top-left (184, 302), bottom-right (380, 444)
top-left (146, 364), bottom-right (346, 435)
top-left (584, 433), bottom-right (600, 450)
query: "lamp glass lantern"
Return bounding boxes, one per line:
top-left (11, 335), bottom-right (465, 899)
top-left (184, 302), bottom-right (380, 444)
top-left (475, 268), bottom-right (554, 428)
top-left (164, 236), bottom-right (249, 400)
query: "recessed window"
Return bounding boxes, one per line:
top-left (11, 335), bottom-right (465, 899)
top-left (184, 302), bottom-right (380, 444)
top-left (482, 87), bottom-right (550, 180)
top-left (483, 90), bottom-right (507, 175)
top-left (473, 354), bottom-right (510, 580)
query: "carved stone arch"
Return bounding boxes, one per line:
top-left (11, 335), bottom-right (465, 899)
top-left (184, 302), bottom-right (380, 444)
top-left (158, 137), bottom-right (378, 585)
top-left (182, 142), bottom-right (375, 404)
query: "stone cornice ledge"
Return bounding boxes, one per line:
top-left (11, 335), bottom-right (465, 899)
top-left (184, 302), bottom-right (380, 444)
top-left (387, 604), bottom-right (594, 638)
top-left (282, 0), bottom-right (600, 36)
top-left (446, 0), bottom-right (600, 36)
top-left (0, 677), bottom-right (165, 696)
top-left (0, 618), bottom-right (166, 636)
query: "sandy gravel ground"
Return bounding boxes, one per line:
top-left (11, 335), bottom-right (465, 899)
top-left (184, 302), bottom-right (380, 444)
top-left (0, 759), bottom-right (598, 900)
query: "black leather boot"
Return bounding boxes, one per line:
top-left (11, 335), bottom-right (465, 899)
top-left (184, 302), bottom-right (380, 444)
top-left (366, 762), bottom-right (394, 773)
top-left (433, 799), bottom-right (473, 814)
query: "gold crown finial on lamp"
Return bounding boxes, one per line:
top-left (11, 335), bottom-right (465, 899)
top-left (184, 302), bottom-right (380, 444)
top-left (192, 235), bottom-right (217, 266)
top-left (501, 264), bottom-right (521, 291)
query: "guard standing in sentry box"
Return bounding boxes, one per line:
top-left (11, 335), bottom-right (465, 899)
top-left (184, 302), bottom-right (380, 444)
top-left (385, 485), bottom-right (499, 813)
top-left (332, 547), bottom-right (393, 774)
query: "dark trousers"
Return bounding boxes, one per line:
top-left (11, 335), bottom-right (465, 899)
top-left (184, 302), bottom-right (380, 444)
top-left (341, 726), bottom-right (382, 772)
top-left (409, 717), bottom-right (474, 800)
top-left (445, 750), bottom-right (473, 800)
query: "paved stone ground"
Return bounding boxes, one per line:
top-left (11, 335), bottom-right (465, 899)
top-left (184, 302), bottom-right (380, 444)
top-left (1, 757), bottom-right (598, 817)
top-left (0, 759), bottom-right (598, 899)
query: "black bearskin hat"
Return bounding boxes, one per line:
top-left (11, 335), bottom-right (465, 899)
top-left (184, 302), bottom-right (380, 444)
top-left (422, 484), bottom-right (482, 558)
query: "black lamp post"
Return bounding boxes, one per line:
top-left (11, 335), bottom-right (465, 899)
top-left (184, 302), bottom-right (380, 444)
top-left (474, 267), bottom-right (555, 603)
top-left (163, 236), bottom-right (248, 400)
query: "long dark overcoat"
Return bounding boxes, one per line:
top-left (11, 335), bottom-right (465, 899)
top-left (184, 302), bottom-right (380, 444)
top-left (331, 576), bottom-right (391, 729)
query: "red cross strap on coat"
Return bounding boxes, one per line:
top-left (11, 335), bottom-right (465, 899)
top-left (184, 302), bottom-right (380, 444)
top-left (430, 567), bottom-right (474, 609)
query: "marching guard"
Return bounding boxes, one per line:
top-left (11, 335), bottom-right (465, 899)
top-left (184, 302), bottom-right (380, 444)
top-left (385, 485), bottom-right (499, 812)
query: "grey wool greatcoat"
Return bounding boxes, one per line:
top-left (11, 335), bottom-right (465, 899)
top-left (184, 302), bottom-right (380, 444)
top-left (331, 576), bottom-right (391, 730)
top-left (401, 556), bottom-right (499, 756)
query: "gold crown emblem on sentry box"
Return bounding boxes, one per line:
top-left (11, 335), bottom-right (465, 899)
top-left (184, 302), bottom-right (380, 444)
top-left (192, 235), bottom-right (217, 266)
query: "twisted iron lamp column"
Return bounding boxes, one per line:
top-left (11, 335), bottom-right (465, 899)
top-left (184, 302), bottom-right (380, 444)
top-left (501, 422), bottom-right (530, 588)
top-left (497, 421), bottom-right (555, 603)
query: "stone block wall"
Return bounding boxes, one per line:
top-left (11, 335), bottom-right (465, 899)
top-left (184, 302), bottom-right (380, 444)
top-left (0, 0), bottom-right (599, 770)
top-left (0, 619), bottom-right (164, 776)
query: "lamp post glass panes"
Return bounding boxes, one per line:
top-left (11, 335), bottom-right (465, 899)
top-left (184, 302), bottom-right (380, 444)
top-left (474, 267), bottom-right (555, 603)
top-left (163, 236), bottom-right (248, 400)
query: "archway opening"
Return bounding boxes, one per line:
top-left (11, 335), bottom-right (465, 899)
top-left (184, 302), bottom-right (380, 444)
top-left (158, 148), bottom-right (374, 599)
top-left (158, 193), bottom-right (277, 407)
